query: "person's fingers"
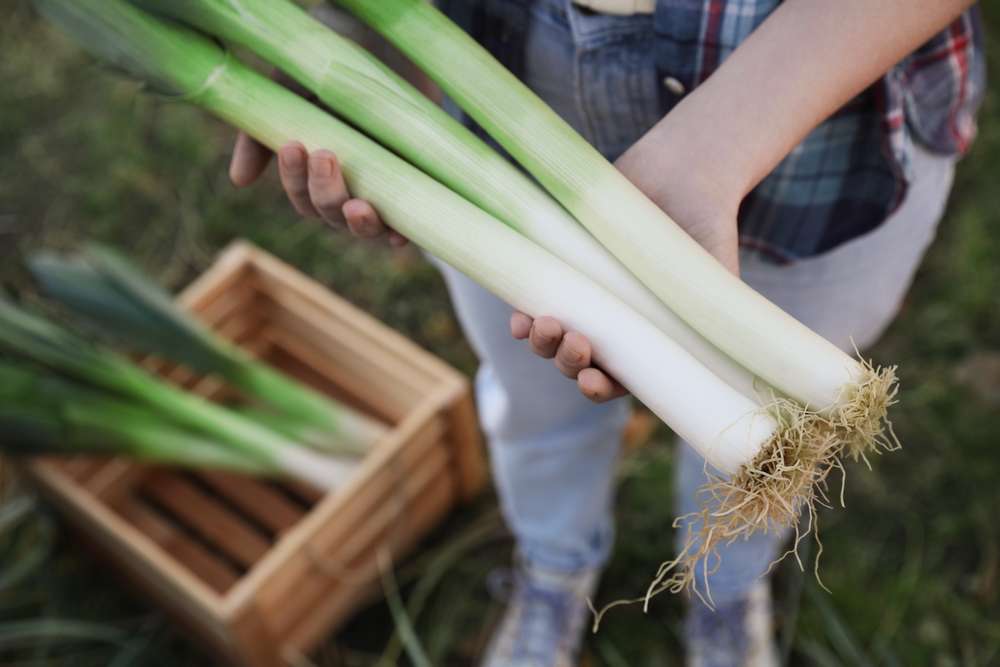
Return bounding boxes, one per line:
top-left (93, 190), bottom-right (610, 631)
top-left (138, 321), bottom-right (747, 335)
top-left (387, 231), bottom-right (410, 247)
top-left (306, 150), bottom-right (352, 229)
top-left (528, 316), bottom-right (562, 359)
top-left (278, 143), bottom-right (320, 218)
top-left (229, 132), bottom-right (273, 187)
top-left (343, 198), bottom-right (387, 239)
top-left (553, 331), bottom-right (592, 379)
top-left (577, 367), bottom-right (628, 403)
top-left (510, 311), bottom-right (533, 340)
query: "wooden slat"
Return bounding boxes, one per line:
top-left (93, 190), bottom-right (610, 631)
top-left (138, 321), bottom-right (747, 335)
top-left (260, 342), bottom-right (377, 420)
top-left (270, 445), bottom-right (451, 637)
top-left (58, 457), bottom-right (110, 484)
top-left (222, 393), bottom-right (450, 617)
top-left (22, 462), bottom-right (227, 624)
top-left (143, 473), bottom-right (271, 569)
top-left (252, 413), bottom-right (447, 618)
top-left (88, 460), bottom-right (150, 503)
top-left (244, 246), bottom-right (461, 384)
top-left (279, 479), bottom-right (325, 507)
top-left (263, 305), bottom-right (421, 422)
top-left (226, 601), bottom-right (283, 667)
top-left (199, 282), bottom-right (259, 326)
top-left (195, 472), bottom-right (305, 536)
top-left (177, 241), bottom-right (256, 313)
top-left (259, 287), bottom-right (431, 395)
top-left (441, 381), bottom-right (487, 501)
top-left (212, 307), bottom-right (266, 346)
top-left (117, 499), bottom-right (240, 594)
top-left (288, 467), bottom-right (455, 651)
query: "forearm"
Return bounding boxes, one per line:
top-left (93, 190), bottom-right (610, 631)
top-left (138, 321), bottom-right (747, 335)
top-left (645, 0), bottom-right (975, 201)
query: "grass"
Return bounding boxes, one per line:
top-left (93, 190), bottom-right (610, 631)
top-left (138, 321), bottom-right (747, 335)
top-left (1, 1), bottom-right (999, 664)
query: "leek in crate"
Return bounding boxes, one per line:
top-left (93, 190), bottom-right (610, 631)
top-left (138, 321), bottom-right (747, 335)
top-left (0, 364), bottom-right (269, 474)
top-left (132, 0), bottom-right (756, 399)
top-left (29, 245), bottom-right (385, 456)
top-left (0, 299), bottom-right (354, 489)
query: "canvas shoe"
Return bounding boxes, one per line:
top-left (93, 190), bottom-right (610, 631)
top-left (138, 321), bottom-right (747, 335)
top-left (480, 561), bottom-right (599, 667)
top-left (685, 580), bottom-right (780, 667)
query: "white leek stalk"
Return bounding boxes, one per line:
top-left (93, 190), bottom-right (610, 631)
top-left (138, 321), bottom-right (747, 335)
top-left (335, 0), bottom-right (897, 451)
top-left (35, 0), bottom-right (793, 477)
top-left (133, 0), bottom-right (759, 399)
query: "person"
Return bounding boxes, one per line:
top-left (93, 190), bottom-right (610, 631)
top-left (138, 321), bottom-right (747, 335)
top-left (227, 1), bottom-right (985, 665)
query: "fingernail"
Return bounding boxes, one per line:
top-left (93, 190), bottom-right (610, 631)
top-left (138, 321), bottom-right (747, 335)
top-left (311, 155), bottom-right (332, 178)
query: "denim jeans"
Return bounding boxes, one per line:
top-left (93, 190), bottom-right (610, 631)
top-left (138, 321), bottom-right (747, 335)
top-left (433, 0), bottom-right (956, 602)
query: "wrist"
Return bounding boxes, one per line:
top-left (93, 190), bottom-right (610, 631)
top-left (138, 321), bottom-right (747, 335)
top-left (615, 118), bottom-right (743, 274)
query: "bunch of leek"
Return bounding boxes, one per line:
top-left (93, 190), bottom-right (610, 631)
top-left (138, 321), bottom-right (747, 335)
top-left (29, 244), bottom-right (385, 455)
top-left (32, 0), bottom-right (900, 601)
top-left (0, 364), bottom-right (269, 474)
top-left (0, 298), bottom-right (354, 489)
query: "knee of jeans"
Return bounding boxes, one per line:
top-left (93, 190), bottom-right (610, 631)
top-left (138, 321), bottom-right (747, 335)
top-left (476, 363), bottom-right (631, 446)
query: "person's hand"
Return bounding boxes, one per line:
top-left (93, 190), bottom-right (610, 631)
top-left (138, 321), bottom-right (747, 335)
top-left (511, 112), bottom-right (744, 403)
top-left (228, 5), bottom-right (408, 246)
top-left (229, 134), bottom-right (409, 247)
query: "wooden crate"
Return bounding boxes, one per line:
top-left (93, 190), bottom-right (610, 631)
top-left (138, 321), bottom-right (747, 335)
top-left (22, 241), bottom-right (486, 667)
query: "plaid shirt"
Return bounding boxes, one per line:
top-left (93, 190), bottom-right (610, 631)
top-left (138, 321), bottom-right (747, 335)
top-left (440, 1), bottom-right (986, 263)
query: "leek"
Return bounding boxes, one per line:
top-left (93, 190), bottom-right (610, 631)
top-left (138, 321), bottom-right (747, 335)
top-left (0, 298), bottom-right (354, 489)
top-left (132, 0), bottom-right (758, 399)
top-left (33, 0), bottom-right (793, 478)
top-left (335, 0), bottom-right (897, 449)
top-left (29, 245), bottom-right (386, 455)
top-left (0, 365), bottom-right (269, 474)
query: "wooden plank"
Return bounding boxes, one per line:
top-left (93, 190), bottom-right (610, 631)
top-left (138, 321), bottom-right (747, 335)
top-left (117, 498), bottom-right (240, 594)
top-left (262, 332), bottom-right (400, 423)
top-left (252, 413), bottom-right (448, 618)
top-left (212, 307), bottom-right (265, 346)
top-left (287, 468), bottom-right (455, 651)
top-left (177, 241), bottom-right (256, 312)
top-left (225, 602), bottom-right (284, 667)
top-left (60, 516), bottom-right (241, 665)
top-left (441, 381), bottom-right (487, 502)
top-left (198, 282), bottom-right (259, 328)
top-left (279, 478), bottom-right (325, 507)
top-left (88, 460), bottom-right (151, 503)
top-left (22, 462), bottom-right (227, 624)
top-left (269, 445), bottom-right (452, 637)
top-left (195, 472), bottom-right (305, 536)
top-left (143, 473), bottom-right (271, 569)
top-left (263, 305), bottom-right (422, 421)
top-left (244, 246), bottom-right (462, 385)
top-left (58, 457), bottom-right (110, 484)
top-left (258, 286), bottom-right (432, 395)
top-left (222, 394), bottom-right (450, 617)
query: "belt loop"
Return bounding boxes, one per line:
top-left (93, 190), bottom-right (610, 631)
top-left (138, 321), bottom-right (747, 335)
top-left (571, 0), bottom-right (656, 16)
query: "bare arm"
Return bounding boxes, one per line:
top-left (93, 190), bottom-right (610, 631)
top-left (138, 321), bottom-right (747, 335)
top-left (520, 0), bottom-right (975, 401)
top-left (623, 0), bottom-right (976, 247)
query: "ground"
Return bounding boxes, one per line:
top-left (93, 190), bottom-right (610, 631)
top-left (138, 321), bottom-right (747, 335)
top-left (1, 2), bottom-right (998, 665)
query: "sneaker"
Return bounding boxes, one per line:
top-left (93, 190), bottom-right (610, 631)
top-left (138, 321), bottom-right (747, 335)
top-left (480, 562), bottom-right (599, 667)
top-left (684, 581), bottom-right (780, 667)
